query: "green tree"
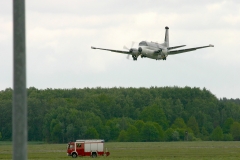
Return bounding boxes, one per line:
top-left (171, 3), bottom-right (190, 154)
top-left (223, 118), bottom-right (234, 134)
top-left (172, 118), bottom-right (187, 129)
top-left (203, 121), bottom-right (214, 135)
top-left (171, 99), bottom-right (184, 123)
top-left (50, 119), bottom-right (62, 143)
top-left (118, 130), bottom-right (127, 142)
top-left (0, 99), bottom-right (12, 141)
top-left (140, 122), bottom-right (159, 142)
top-left (101, 126), bottom-right (111, 142)
top-left (211, 126), bottom-right (223, 141)
top-left (164, 128), bottom-right (174, 141)
top-left (105, 117), bottom-right (135, 140)
top-left (230, 122), bottom-right (240, 140)
top-left (134, 120), bottom-right (145, 133)
top-left (28, 98), bottom-right (46, 141)
top-left (172, 131), bottom-right (180, 141)
top-left (176, 128), bottom-right (187, 141)
top-left (0, 132), bottom-right (2, 140)
top-left (126, 125), bottom-right (140, 142)
top-left (223, 134), bottom-right (233, 141)
top-left (66, 124), bottom-right (75, 142)
top-left (152, 122), bottom-right (165, 141)
top-left (140, 104), bottom-right (168, 130)
top-left (85, 127), bottom-right (99, 139)
top-left (200, 127), bottom-right (209, 140)
top-left (2, 86), bottom-right (240, 142)
top-left (187, 116), bottom-right (199, 136)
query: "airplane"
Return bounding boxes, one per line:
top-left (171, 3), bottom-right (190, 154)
top-left (91, 26), bottom-right (214, 61)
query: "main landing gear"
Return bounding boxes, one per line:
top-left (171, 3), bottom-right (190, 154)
top-left (132, 55), bottom-right (137, 61)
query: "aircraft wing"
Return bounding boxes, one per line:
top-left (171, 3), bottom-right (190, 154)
top-left (91, 46), bottom-right (130, 54)
top-left (168, 44), bottom-right (214, 55)
top-left (167, 45), bottom-right (186, 50)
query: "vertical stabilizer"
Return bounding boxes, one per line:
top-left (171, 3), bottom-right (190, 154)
top-left (164, 26), bottom-right (169, 47)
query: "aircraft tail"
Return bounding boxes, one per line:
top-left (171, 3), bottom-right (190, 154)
top-left (163, 26), bottom-right (169, 47)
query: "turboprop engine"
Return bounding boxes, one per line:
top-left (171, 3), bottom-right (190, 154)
top-left (129, 48), bottom-right (139, 56)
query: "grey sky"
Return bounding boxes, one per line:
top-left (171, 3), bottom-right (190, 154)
top-left (0, 0), bottom-right (240, 98)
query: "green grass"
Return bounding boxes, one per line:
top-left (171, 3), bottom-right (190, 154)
top-left (0, 141), bottom-right (240, 159)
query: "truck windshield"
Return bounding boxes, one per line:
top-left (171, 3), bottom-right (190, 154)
top-left (68, 144), bottom-right (74, 149)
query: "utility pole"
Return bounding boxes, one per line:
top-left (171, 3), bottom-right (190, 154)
top-left (13, 0), bottom-right (27, 160)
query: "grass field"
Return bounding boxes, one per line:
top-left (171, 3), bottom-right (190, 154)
top-left (0, 141), bottom-right (240, 160)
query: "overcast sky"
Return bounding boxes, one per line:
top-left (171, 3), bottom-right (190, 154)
top-left (0, 0), bottom-right (240, 99)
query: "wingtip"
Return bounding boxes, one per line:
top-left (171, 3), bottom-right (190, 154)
top-left (209, 44), bottom-right (214, 47)
top-left (91, 46), bottom-right (96, 49)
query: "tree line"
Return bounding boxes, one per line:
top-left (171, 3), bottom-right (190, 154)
top-left (0, 86), bottom-right (240, 143)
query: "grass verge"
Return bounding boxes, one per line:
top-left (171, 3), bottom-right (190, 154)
top-left (0, 141), bottom-right (240, 159)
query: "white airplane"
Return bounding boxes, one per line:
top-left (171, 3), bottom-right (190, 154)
top-left (91, 26), bottom-right (214, 61)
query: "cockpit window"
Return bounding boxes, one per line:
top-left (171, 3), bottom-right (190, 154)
top-left (139, 41), bottom-right (148, 46)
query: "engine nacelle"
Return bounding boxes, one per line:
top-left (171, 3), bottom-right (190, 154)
top-left (161, 49), bottom-right (168, 59)
top-left (131, 49), bottom-right (139, 56)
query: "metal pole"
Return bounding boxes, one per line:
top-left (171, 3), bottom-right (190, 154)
top-left (13, 0), bottom-right (27, 160)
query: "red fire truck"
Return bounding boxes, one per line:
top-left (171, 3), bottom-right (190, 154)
top-left (67, 139), bottom-right (110, 158)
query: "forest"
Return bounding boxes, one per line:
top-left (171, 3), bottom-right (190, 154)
top-left (0, 86), bottom-right (240, 143)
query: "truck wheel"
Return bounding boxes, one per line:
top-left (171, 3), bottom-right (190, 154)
top-left (92, 153), bottom-right (97, 158)
top-left (72, 153), bottom-right (77, 158)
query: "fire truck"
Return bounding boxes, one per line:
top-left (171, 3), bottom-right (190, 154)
top-left (67, 139), bottom-right (110, 158)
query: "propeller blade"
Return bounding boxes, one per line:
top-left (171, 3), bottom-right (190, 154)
top-left (131, 41), bottom-right (135, 48)
top-left (124, 42), bottom-right (135, 60)
top-left (123, 46), bottom-right (129, 50)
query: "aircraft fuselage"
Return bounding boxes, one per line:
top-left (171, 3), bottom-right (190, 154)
top-left (139, 41), bottom-right (168, 60)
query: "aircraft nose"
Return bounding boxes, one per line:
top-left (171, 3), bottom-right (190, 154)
top-left (138, 47), bottom-right (142, 53)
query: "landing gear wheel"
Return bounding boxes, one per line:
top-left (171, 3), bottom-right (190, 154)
top-left (132, 55), bottom-right (137, 61)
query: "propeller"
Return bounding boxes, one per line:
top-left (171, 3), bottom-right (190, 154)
top-left (123, 42), bottom-right (135, 59)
